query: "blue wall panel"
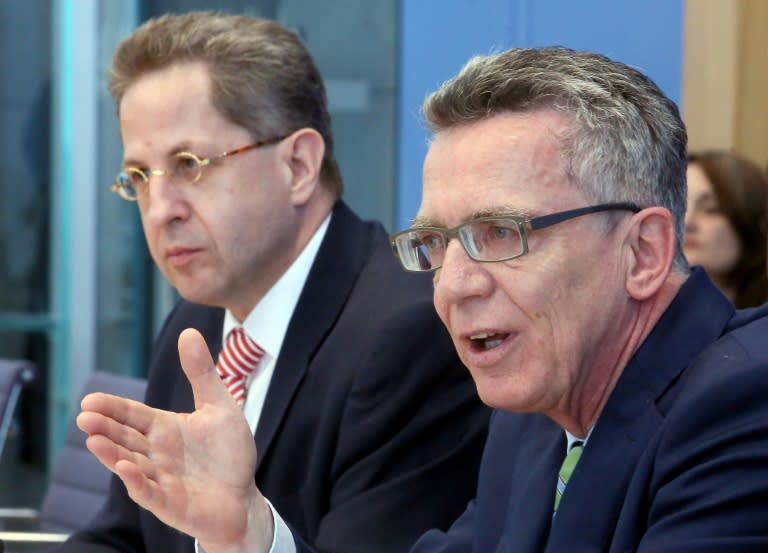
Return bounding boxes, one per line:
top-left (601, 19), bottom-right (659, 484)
top-left (398, 0), bottom-right (517, 229)
top-left (397, 0), bottom-right (684, 229)
top-left (527, 0), bottom-right (683, 103)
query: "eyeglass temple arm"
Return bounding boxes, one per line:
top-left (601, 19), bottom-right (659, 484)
top-left (528, 202), bottom-right (641, 231)
top-left (214, 135), bottom-right (290, 162)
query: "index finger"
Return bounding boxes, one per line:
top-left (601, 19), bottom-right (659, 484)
top-left (80, 392), bottom-right (156, 434)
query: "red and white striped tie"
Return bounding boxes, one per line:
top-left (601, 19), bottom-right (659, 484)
top-left (215, 327), bottom-right (264, 406)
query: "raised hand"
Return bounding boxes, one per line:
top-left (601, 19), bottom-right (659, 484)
top-left (76, 328), bottom-right (273, 553)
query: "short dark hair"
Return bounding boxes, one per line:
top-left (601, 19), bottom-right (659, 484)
top-left (688, 150), bottom-right (768, 307)
top-left (109, 11), bottom-right (343, 196)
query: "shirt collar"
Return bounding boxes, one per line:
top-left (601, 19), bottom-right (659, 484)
top-left (222, 212), bottom-right (332, 358)
top-left (565, 428), bottom-right (591, 451)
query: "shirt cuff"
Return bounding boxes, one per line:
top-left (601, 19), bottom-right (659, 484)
top-left (269, 498), bottom-right (298, 553)
top-left (194, 498), bottom-right (296, 553)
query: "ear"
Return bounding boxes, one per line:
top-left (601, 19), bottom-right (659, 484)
top-left (624, 207), bottom-right (676, 301)
top-left (280, 128), bottom-right (325, 207)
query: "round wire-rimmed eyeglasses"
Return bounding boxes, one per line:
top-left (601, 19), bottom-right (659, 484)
top-left (111, 134), bottom-right (288, 201)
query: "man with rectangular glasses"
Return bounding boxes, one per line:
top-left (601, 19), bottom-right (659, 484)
top-left (76, 45), bottom-right (768, 552)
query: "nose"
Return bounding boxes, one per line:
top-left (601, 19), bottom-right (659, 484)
top-left (683, 207), bottom-right (696, 232)
top-left (433, 238), bottom-right (493, 305)
top-left (140, 173), bottom-right (189, 226)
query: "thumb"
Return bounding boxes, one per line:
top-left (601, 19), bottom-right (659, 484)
top-left (177, 327), bottom-right (233, 410)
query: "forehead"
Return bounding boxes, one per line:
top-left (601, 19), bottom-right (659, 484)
top-left (119, 62), bottom-right (237, 156)
top-left (419, 110), bottom-right (583, 226)
top-left (686, 163), bottom-right (715, 198)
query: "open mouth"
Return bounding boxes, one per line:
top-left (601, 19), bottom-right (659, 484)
top-left (469, 332), bottom-right (508, 351)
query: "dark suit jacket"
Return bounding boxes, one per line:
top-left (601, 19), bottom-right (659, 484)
top-left (404, 269), bottom-right (768, 553)
top-left (55, 201), bottom-right (489, 553)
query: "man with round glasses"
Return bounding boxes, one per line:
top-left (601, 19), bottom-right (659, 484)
top-left (54, 11), bottom-right (488, 553)
top-left (77, 44), bottom-right (768, 552)
top-left (112, 137), bottom-right (287, 201)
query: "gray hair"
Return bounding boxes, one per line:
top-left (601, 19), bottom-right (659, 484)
top-left (423, 46), bottom-right (688, 271)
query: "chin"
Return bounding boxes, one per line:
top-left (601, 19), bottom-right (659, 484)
top-left (476, 374), bottom-right (554, 413)
top-left (475, 380), bottom-right (521, 411)
top-left (175, 285), bottom-right (218, 307)
top-left (682, 251), bottom-right (701, 267)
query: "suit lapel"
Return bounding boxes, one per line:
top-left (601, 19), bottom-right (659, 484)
top-left (168, 304), bottom-right (225, 413)
top-left (494, 415), bottom-right (564, 553)
top-left (547, 269), bottom-right (734, 552)
top-left (254, 202), bottom-right (372, 467)
top-left (546, 406), bottom-right (662, 552)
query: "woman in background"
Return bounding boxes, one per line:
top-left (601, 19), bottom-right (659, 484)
top-left (684, 150), bottom-right (768, 308)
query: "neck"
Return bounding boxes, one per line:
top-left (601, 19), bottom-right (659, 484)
top-left (550, 274), bottom-right (686, 437)
top-left (293, 190), bottom-right (336, 259)
top-left (229, 192), bottom-right (336, 321)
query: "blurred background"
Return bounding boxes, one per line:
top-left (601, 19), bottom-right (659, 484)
top-left (0, 0), bottom-right (764, 508)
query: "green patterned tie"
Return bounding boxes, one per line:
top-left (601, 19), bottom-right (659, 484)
top-left (554, 442), bottom-right (583, 511)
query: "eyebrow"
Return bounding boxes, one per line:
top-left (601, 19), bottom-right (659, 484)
top-left (122, 141), bottom-right (201, 168)
top-left (121, 155), bottom-right (145, 169)
top-left (693, 195), bottom-right (719, 210)
top-left (411, 205), bottom-right (535, 229)
top-left (694, 191), bottom-right (716, 201)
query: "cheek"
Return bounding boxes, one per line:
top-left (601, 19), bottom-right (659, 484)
top-left (715, 224), bottom-right (739, 248)
top-left (700, 218), bottom-right (725, 242)
top-left (138, 212), bottom-right (160, 255)
top-left (538, 263), bottom-right (616, 346)
top-left (705, 222), bottom-right (739, 258)
top-left (719, 233), bottom-right (742, 267)
top-left (432, 284), bottom-right (450, 327)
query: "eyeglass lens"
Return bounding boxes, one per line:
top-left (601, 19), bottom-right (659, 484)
top-left (395, 219), bottom-right (524, 271)
top-left (115, 152), bottom-right (203, 199)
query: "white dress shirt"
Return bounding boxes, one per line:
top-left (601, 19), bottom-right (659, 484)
top-left (196, 214), bottom-right (330, 553)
